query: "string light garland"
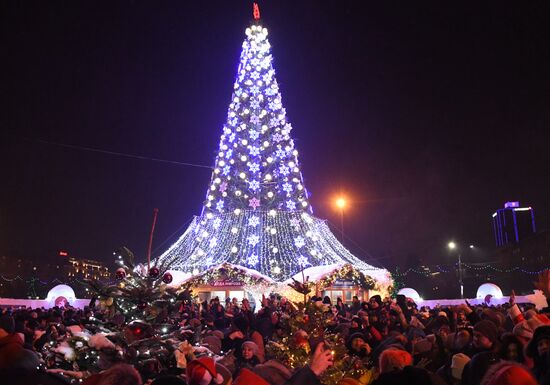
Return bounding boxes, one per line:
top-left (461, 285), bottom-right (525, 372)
top-left (390, 264), bottom-right (550, 277)
top-left (389, 267), bottom-right (405, 298)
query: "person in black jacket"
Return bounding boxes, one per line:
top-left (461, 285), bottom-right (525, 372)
top-left (461, 320), bottom-right (501, 385)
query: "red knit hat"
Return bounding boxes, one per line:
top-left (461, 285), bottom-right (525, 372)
top-left (186, 357), bottom-right (223, 385)
top-left (484, 362), bottom-right (537, 385)
top-left (234, 368), bottom-right (270, 385)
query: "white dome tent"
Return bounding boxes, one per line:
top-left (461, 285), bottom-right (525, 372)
top-left (46, 284), bottom-right (77, 307)
top-left (398, 287), bottom-right (423, 302)
top-left (476, 283), bottom-right (503, 300)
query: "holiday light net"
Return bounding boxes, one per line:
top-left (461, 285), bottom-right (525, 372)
top-left (157, 22), bottom-right (390, 287)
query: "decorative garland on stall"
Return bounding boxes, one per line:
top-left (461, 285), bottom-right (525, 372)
top-left (316, 264), bottom-right (377, 291)
top-left (179, 263), bottom-right (274, 292)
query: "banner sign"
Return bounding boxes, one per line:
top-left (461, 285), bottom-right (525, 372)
top-left (331, 279), bottom-right (355, 287)
top-left (210, 280), bottom-right (244, 287)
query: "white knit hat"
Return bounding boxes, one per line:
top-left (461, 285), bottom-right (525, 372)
top-left (451, 353), bottom-right (470, 379)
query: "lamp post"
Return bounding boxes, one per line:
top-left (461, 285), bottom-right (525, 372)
top-left (448, 241), bottom-right (464, 299)
top-left (335, 197), bottom-right (347, 244)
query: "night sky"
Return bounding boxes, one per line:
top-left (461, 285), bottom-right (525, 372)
top-left (2, 1), bottom-right (550, 270)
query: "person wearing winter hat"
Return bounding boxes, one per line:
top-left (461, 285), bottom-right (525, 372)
top-left (187, 357), bottom-right (224, 385)
top-left (473, 320), bottom-right (499, 350)
top-left (461, 320), bottom-right (501, 385)
top-left (498, 333), bottom-right (525, 363)
top-left (346, 333), bottom-right (371, 358)
top-left (348, 315), bottom-right (362, 336)
top-left (251, 360), bottom-right (292, 385)
top-left (373, 348), bottom-right (442, 385)
top-left (234, 340), bottom-right (261, 377)
top-left (451, 353), bottom-right (471, 381)
top-left (369, 295), bottom-right (382, 309)
top-left (379, 348), bottom-right (413, 373)
top-left (451, 328), bottom-right (473, 354)
top-left (513, 315), bottom-right (549, 345)
top-left (412, 338), bottom-right (432, 355)
top-left (526, 325), bottom-right (550, 358)
top-left (525, 325), bottom-right (550, 381)
top-left (480, 361), bottom-right (537, 385)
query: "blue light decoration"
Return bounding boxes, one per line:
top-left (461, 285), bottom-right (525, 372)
top-left (156, 15), bottom-right (390, 285)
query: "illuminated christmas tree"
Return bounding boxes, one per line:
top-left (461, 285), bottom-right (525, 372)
top-left (158, 5), bottom-right (390, 285)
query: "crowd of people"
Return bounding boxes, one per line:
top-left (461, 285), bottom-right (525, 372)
top-left (1, 282), bottom-right (550, 385)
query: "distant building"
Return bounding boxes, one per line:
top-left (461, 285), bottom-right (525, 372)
top-left (488, 229), bottom-right (550, 295)
top-left (0, 252), bottom-right (110, 298)
top-left (492, 201), bottom-right (536, 247)
top-left (66, 257), bottom-right (110, 280)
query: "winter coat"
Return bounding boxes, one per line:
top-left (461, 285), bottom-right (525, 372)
top-left (283, 366), bottom-right (321, 385)
top-left (461, 351), bottom-right (500, 385)
top-left (0, 334), bottom-right (25, 369)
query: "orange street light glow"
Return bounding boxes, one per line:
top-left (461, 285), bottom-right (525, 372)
top-left (335, 197), bottom-right (347, 209)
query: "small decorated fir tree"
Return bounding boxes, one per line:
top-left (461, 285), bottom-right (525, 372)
top-left (86, 247), bottom-right (183, 324)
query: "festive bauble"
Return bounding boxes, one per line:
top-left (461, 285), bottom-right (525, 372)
top-left (137, 301), bottom-right (148, 310)
top-left (126, 320), bottom-right (153, 341)
top-left (162, 272), bottom-right (173, 284)
top-left (115, 268), bottom-right (126, 280)
top-left (148, 267), bottom-right (160, 278)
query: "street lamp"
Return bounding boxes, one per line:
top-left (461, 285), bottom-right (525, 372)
top-left (335, 197), bottom-right (347, 243)
top-left (448, 241), bottom-right (463, 298)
